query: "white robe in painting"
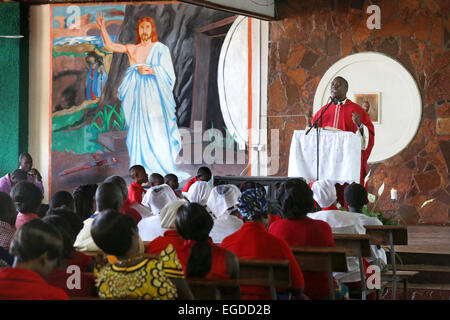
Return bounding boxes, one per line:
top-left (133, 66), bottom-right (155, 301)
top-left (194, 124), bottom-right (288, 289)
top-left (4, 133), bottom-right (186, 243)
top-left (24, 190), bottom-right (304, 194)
top-left (118, 42), bottom-right (188, 180)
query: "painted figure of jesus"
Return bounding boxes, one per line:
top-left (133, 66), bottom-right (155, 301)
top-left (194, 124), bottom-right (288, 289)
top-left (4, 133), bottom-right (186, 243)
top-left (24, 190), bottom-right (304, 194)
top-left (97, 12), bottom-right (188, 180)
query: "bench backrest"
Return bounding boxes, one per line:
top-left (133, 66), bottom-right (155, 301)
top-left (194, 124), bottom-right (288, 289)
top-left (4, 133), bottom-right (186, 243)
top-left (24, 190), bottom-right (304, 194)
top-left (290, 246), bottom-right (348, 272)
top-left (364, 225), bottom-right (408, 246)
top-left (333, 234), bottom-right (371, 257)
top-left (186, 278), bottom-right (240, 300)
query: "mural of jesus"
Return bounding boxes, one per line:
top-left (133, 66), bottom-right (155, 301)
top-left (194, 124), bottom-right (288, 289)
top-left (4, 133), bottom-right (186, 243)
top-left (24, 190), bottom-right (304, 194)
top-left (97, 12), bottom-right (188, 180)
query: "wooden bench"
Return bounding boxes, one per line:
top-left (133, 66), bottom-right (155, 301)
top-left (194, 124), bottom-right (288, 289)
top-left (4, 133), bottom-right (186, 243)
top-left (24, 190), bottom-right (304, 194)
top-left (291, 246), bottom-right (347, 300)
top-left (238, 258), bottom-right (291, 300)
top-left (364, 225), bottom-right (418, 300)
top-left (333, 234), bottom-right (372, 300)
top-left (186, 277), bottom-right (240, 300)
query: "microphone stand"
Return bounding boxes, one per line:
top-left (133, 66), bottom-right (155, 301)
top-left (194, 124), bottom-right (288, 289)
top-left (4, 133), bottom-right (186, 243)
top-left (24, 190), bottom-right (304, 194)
top-left (305, 97), bottom-right (335, 181)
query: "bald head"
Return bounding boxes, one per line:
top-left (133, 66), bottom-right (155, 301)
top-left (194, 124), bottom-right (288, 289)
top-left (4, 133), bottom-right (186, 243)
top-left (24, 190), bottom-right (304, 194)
top-left (104, 175), bottom-right (128, 201)
top-left (95, 182), bottom-right (124, 212)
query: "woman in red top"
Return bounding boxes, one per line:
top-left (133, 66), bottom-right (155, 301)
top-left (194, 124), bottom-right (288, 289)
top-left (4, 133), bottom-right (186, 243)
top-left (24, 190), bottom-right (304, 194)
top-left (269, 179), bottom-right (336, 300)
top-left (175, 203), bottom-right (239, 284)
top-left (0, 219), bottom-right (68, 299)
top-left (43, 209), bottom-right (96, 297)
top-left (221, 187), bottom-right (307, 300)
top-left (145, 200), bottom-right (187, 255)
top-left (12, 181), bottom-right (43, 229)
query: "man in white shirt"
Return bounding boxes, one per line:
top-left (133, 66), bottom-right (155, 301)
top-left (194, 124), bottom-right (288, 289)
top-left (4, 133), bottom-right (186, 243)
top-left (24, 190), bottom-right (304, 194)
top-left (308, 180), bottom-right (386, 284)
top-left (74, 182), bottom-right (124, 252)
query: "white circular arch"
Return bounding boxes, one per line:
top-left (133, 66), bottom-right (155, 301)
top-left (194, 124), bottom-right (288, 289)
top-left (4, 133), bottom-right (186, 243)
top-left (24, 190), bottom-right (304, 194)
top-left (313, 52), bottom-right (422, 163)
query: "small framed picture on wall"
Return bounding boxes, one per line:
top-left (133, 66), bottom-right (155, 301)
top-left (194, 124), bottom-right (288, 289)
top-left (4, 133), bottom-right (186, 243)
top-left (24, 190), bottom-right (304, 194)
top-left (353, 92), bottom-right (381, 124)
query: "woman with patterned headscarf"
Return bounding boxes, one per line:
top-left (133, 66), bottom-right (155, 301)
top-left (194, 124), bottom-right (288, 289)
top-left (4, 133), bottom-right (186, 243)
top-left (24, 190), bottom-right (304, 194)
top-left (220, 187), bottom-right (307, 300)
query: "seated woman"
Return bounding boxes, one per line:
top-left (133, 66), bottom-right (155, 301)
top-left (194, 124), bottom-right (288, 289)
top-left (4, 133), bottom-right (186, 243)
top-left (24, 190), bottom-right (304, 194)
top-left (269, 179), bottom-right (347, 300)
top-left (72, 184), bottom-right (98, 221)
top-left (184, 181), bottom-right (212, 209)
top-left (43, 214), bottom-right (96, 297)
top-left (207, 184), bottom-right (243, 244)
top-left (221, 187), bottom-right (306, 300)
top-left (49, 190), bottom-right (75, 211)
top-left (240, 182), bottom-right (281, 225)
top-left (91, 209), bottom-right (193, 299)
top-left (0, 219), bottom-right (68, 299)
top-left (175, 202), bottom-right (239, 282)
top-left (12, 181), bottom-right (43, 229)
top-left (0, 192), bottom-right (17, 250)
top-left (145, 200), bottom-right (187, 255)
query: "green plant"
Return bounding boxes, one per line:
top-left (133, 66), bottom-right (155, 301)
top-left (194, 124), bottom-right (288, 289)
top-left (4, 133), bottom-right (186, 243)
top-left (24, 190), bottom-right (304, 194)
top-left (91, 104), bottom-right (125, 133)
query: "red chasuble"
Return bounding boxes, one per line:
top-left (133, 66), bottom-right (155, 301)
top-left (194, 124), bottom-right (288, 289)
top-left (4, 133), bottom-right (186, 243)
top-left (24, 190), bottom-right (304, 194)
top-left (311, 99), bottom-right (374, 184)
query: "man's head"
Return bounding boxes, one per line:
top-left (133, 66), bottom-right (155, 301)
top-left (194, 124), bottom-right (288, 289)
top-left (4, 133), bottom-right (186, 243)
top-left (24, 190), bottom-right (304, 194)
top-left (129, 165), bottom-right (148, 186)
top-left (49, 191), bottom-right (75, 211)
top-left (104, 176), bottom-right (127, 202)
top-left (136, 17), bottom-right (158, 44)
top-left (0, 192), bottom-right (17, 226)
top-left (149, 173), bottom-right (164, 187)
top-left (95, 182), bottom-right (124, 212)
top-left (18, 153), bottom-right (33, 172)
top-left (197, 167), bottom-right (212, 182)
top-left (11, 181), bottom-right (43, 214)
top-left (10, 169), bottom-right (28, 186)
top-left (330, 76), bottom-right (348, 102)
top-left (164, 174), bottom-right (179, 190)
top-left (344, 183), bottom-right (368, 212)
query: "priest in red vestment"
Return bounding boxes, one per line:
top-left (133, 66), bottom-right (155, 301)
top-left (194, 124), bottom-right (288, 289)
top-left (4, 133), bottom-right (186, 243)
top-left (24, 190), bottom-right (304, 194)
top-left (311, 76), bottom-right (374, 205)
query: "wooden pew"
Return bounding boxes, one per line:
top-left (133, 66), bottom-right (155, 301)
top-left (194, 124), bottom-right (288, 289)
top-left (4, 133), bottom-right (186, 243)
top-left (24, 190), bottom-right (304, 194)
top-left (186, 278), bottom-right (240, 300)
top-left (364, 225), bottom-right (418, 300)
top-left (290, 246), bottom-right (347, 300)
top-left (238, 258), bottom-right (291, 300)
top-left (333, 234), bottom-right (372, 300)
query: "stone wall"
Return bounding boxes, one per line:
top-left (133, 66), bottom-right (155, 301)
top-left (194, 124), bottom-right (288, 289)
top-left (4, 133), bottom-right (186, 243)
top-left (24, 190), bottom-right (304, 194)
top-left (267, 0), bottom-right (449, 225)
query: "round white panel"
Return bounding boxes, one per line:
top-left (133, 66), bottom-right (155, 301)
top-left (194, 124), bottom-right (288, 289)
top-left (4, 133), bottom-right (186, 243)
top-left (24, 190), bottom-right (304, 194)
top-left (218, 16), bottom-right (248, 147)
top-left (313, 52), bottom-right (422, 163)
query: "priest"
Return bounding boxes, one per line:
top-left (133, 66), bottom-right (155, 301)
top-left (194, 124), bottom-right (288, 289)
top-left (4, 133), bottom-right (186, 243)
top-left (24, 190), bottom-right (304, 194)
top-left (311, 76), bottom-right (374, 205)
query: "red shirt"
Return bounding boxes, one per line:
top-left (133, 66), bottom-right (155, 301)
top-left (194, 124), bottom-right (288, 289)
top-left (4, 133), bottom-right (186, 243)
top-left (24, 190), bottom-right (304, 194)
top-left (221, 221), bottom-right (304, 300)
top-left (311, 99), bottom-right (374, 184)
top-left (121, 200), bottom-right (142, 224)
top-left (269, 217), bottom-right (334, 300)
top-left (47, 269), bottom-right (95, 297)
top-left (15, 213), bottom-right (39, 229)
top-left (145, 230), bottom-right (185, 255)
top-left (0, 267), bottom-right (68, 300)
top-left (67, 251), bottom-right (93, 272)
top-left (181, 176), bottom-right (197, 193)
top-left (269, 213), bottom-right (282, 226)
top-left (177, 239), bottom-right (230, 280)
top-left (127, 182), bottom-right (146, 204)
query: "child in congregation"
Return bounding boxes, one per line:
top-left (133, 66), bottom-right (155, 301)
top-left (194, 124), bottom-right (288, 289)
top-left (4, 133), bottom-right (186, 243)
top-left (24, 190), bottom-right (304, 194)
top-left (91, 209), bottom-right (194, 299)
top-left (221, 187), bottom-right (307, 300)
top-left (127, 165), bottom-right (149, 204)
top-left (149, 173), bottom-right (165, 187)
top-left (0, 219), bottom-right (68, 299)
top-left (12, 181), bottom-right (44, 229)
top-left (145, 200), bottom-right (188, 255)
top-left (49, 190), bottom-right (75, 211)
top-left (175, 203), bottom-right (239, 284)
top-left (0, 168), bottom-right (28, 195)
top-left (73, 184), bottom-right (98, 221)
top-left (165, 173), bottom-right (183, 198)
top-left (181, 166), bottom-right (212, 193)
top-left (207, 184), bottom-right (243, 244)
top-left (269, 179), bottom-right (348, 300)
top-left (43, 212), bottom-right (96, 297)
top-left (74, 182), bottom-right (124, 252)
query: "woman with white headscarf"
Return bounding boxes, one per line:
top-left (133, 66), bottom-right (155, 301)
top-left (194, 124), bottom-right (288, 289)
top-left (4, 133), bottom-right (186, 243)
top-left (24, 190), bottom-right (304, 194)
top-left (145, 200), bottom-right (187, 254)
top-left (184, 181), bottom-right (212, 207)
top-left (142, 184), bottom-right (178, 215)
top-left (207, 184), bottom-right (243, 244)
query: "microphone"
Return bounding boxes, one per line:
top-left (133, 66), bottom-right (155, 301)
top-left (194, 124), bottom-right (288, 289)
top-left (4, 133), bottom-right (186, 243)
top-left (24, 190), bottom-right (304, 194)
top-left (330, 96), bottom-right (338, 104)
